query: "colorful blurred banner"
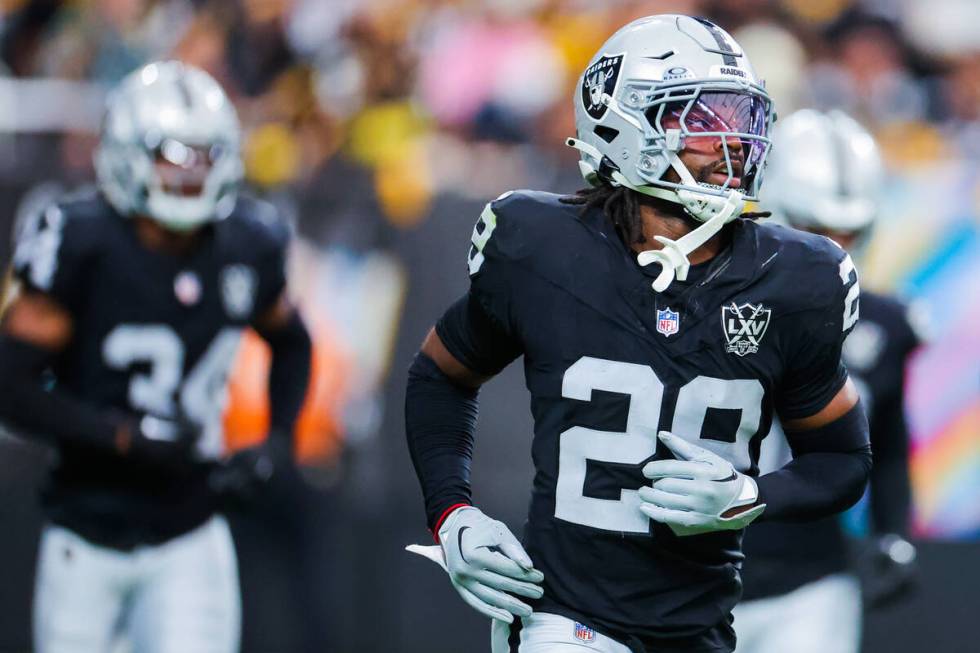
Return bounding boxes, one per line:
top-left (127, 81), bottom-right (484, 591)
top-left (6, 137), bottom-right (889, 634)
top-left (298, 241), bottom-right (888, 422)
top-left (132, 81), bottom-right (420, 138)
top-left (866, 157), bottom-right (980, 539)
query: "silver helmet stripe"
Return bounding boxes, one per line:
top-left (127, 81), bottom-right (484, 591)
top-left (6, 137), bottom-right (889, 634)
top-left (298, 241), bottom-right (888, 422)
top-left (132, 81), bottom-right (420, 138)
top-left (693, 17), bottom-right (738, 66)
top-left (828, 117), bottom-right (853, 200)
top-left (175, 69), bottom-right (194, 110)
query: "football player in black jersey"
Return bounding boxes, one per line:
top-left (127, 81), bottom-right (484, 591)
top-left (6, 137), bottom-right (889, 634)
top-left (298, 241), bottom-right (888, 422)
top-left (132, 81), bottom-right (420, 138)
top-left (734, 110), bottom-right (921, 653)
top-left (0, 62), bottom-right (311, 653)
top-left (405, 15), bottom-right (872, 653)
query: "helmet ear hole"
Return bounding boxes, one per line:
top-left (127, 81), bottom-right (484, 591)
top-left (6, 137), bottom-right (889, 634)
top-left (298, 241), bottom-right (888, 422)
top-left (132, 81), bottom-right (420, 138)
top-left (594, 125), bottom-right (619, 143)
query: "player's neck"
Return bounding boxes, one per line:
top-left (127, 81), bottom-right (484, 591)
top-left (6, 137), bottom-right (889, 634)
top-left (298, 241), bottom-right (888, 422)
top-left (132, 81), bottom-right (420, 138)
top-left (133, 216), bottom-right (203, 256)
top-left (632, 203), bottom-right (729, 265)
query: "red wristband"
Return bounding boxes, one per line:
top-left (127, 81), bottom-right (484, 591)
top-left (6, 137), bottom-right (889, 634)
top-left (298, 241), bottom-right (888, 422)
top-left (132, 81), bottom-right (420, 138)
top-left (431, 503), bottom-right (471, 543)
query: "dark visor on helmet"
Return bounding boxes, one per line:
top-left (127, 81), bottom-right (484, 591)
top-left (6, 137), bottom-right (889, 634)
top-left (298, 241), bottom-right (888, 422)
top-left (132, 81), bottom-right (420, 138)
top-left (646, 90), bottom-right (770, 190)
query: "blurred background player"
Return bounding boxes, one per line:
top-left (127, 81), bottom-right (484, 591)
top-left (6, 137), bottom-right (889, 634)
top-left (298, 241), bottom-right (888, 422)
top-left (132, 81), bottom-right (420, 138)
top-left (734, 109), bottom-right (922, 653)
top-left (0, 61), bottom-right (311, 653)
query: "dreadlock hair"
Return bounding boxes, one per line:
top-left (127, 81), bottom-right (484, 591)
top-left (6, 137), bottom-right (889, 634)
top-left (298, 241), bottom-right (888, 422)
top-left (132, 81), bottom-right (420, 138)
top-left (560, 183), bottom-right (770, 248)
top-left (559, 183), bottom-right (649, 247)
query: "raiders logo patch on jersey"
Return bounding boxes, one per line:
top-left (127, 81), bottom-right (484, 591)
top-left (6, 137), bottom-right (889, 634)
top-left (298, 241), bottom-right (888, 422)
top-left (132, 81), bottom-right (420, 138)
top-left (581, 54), bottom-right (623, 121)
top-left (220, 264), bottom-right (256, 319)
top-left (722, 302), bottom-right (771, 356)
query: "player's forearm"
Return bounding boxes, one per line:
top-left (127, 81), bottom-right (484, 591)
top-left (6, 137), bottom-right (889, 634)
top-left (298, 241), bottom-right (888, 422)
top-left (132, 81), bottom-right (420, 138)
top-left (405, 351), bottom-right (479, 534)
top-left (260, 310), bottom-right (312, 439)
top-left (757, 402), bottom-right (872, 521)
top-left (755, 447), bottom-right (871, 521)
top-left (0, 335), bottom-right (119, 449)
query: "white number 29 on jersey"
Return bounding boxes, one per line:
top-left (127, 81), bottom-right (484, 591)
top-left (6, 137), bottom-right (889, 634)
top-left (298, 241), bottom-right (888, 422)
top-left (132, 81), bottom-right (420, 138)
top-left (103, 325), bottom-right (243, 459)
top-left (555, 357), bottom-right (764, 534)
top-left (839, 254), bottom-right (860, 332)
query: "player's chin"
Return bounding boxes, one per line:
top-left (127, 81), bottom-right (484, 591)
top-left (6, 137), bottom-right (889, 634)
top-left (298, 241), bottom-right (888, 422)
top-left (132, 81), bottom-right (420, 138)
top-left (708, 172), bottom-right (741, 188)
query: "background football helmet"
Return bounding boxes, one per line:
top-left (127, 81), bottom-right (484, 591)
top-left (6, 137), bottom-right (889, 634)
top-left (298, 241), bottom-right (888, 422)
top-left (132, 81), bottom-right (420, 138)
top-left (765, 109), bottom-right (884, 236)
top-left (94, 61), bottom-right (243, 231)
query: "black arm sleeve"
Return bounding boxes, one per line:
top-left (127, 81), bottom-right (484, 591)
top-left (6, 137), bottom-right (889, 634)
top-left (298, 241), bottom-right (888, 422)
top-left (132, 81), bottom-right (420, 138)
top-left (0, 335), bottom-right (118, 449)
top-left (255, 309), bottom-right (312, 441)
top-left (869, 393), bottom-right (912, 535)
top-left (756, 402), bottom-right (872, 521)
top-left (405, 352), bottom-right (479, 532)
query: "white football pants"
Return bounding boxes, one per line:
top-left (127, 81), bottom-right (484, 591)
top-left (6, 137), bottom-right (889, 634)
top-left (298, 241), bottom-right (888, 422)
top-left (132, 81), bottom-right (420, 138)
top-left (733, 573), bottom-right (862, 653)
top-left (491, 612), bottom-right (633, 652)
top-left (33, 516), bottom-right (240, 653)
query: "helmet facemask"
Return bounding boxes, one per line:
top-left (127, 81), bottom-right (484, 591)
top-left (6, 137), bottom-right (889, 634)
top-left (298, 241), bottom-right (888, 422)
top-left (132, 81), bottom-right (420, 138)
top-left (637, 83), bottom-right (772, 202)
top-left (138, 135), bottom-right (241, 231)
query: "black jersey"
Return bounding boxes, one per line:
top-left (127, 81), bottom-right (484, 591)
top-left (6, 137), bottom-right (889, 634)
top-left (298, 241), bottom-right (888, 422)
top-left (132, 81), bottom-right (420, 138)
top-left (740, 290), bottom-right (920, 602)
top-left (12, 190), bottom-right (288, 549)
top-left (443, 191), bottom-right (858, 651)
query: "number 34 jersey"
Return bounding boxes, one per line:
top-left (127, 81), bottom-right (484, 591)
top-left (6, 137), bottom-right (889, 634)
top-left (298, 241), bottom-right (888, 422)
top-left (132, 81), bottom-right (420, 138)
top-left (12, 190), bottom-right (289, 548)
top-left (461, 191), bottom-right (858, 651)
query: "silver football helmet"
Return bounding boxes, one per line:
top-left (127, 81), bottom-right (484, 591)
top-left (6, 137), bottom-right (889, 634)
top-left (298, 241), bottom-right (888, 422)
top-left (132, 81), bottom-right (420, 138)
top-left (94, 61), bottom-right (243, 231)
top-left (765, 109), bottom-right (883, 235)
top-left (568, 15), bottom-right (774, 290)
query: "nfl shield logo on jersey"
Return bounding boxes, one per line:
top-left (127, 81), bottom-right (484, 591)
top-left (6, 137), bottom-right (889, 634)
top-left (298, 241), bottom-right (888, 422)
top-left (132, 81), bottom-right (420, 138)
top-left (573, 622), bottom-right (596, 643)
top-left (722, 302), bottom-right (771, 356)
top-left (656, 307), bottom-right (680, 337)
top-left (220, 264), bottom-right (257, 319)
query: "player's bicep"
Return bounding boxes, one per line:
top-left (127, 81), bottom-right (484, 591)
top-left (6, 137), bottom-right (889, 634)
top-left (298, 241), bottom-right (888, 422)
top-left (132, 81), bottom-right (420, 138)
top-left (250, 290), bottom-right (293, 334)
top-left (1, 288), bottom-right (73, 352)
top-left (421, 328), bottom-right (489, 389)
top-left (781, 377), bottom-right (859, 431)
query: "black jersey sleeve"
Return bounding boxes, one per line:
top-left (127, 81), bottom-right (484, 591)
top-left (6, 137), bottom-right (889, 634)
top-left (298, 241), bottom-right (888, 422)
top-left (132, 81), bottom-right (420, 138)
top-left (435, 292), bottom-right (522, 376)
top-left (240, 198), bottom-right (291, 321)
top-left (777, 241), bottom-right (860, 420)
top-left (465, 191), bottom-right (534, 341)
top-left (12, 202), bottom-right (94, 315)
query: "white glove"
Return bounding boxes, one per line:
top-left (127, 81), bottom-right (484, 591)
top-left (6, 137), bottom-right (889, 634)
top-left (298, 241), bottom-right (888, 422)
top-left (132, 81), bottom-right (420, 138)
top-left (406, 506), bottom-right (544, 623)
top-left (639, 431), bottom-right (766, 536)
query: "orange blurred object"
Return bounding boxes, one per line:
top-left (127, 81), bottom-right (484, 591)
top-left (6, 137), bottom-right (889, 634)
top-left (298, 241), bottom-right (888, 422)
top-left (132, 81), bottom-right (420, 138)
top-left (223, 321), bottom-right (350, 466)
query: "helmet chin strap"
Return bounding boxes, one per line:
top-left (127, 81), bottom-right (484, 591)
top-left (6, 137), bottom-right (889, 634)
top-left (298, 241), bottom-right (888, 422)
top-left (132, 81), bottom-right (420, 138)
top-left (633, 186), bottom-right (743, 292)
top-left (567, 137), bottom-right (745, 292)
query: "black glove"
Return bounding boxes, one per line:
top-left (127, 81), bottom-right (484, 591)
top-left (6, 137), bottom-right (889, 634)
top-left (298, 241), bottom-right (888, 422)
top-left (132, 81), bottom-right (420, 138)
top-left (855, 534), bottom-right (918, 610)
top-left (209, 433), bottom-right (293, 505)
top-left (115, 414), bottom-right (201, 470)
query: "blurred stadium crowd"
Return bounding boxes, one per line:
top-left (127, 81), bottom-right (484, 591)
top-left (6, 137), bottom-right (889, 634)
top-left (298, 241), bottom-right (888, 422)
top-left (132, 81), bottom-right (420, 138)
top-left (0, 0), bottom-right (977, 220)
top-left (0, 0), bottom-right (977, 651)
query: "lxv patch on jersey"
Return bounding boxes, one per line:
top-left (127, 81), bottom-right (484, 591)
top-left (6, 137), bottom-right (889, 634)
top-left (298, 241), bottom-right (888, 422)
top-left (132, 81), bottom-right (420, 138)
top-left (722, 302), bottom-right (771, 356)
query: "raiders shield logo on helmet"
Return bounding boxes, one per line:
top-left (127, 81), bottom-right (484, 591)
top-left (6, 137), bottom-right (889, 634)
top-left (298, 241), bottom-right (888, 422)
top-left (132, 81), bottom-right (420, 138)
top-left (722, 302), bottom-right (771, 356)
top-left (581, 54), bottom-right (624, 120)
